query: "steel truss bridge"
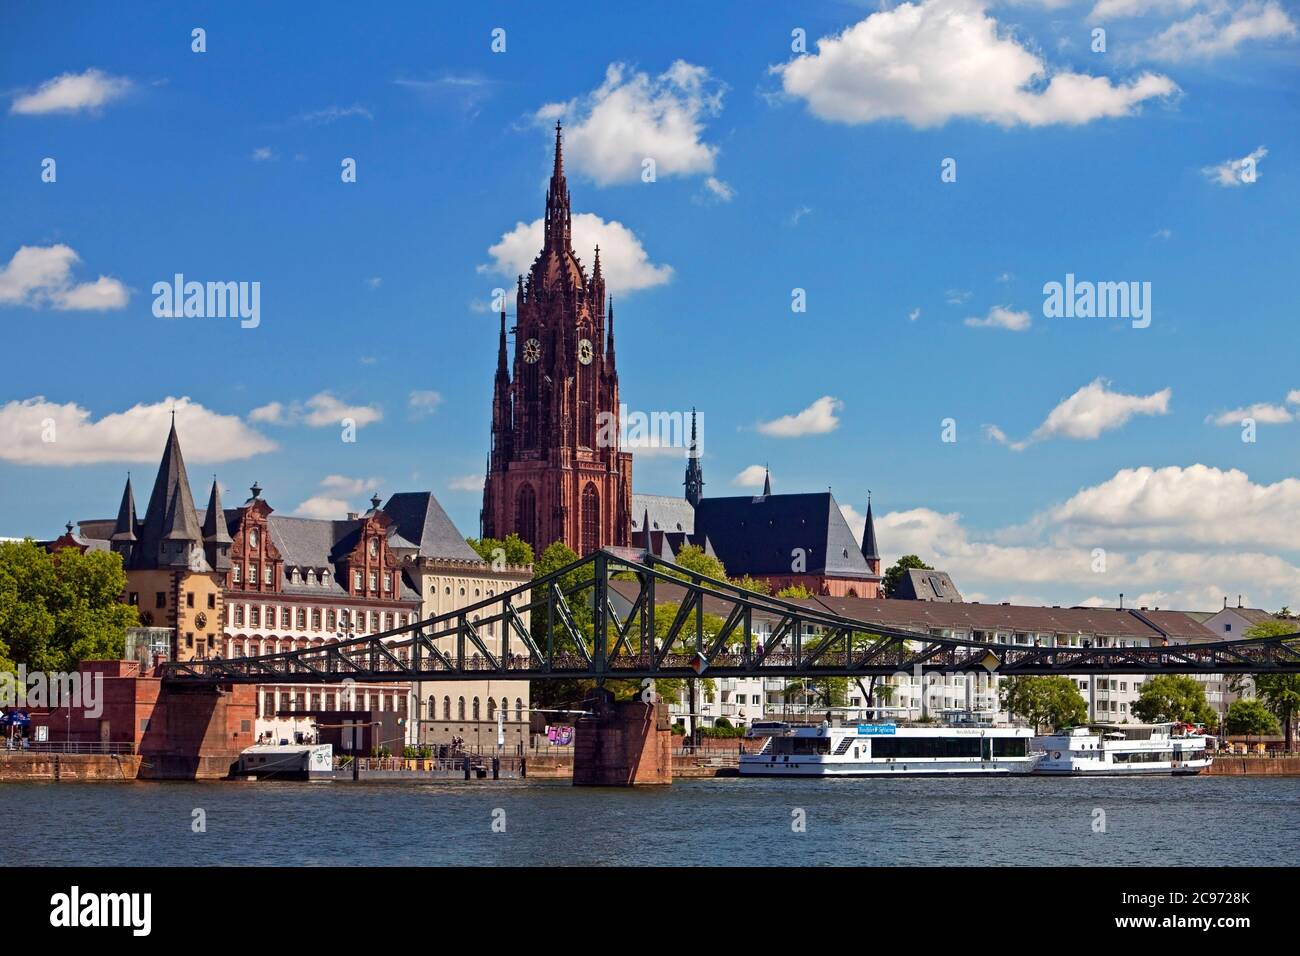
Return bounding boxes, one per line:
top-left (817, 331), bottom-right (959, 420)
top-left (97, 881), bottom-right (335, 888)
top-left (162, 548), bottom-right (1300, 685)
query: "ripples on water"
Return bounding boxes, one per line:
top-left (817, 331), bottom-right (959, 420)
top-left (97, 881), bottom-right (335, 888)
top-left (2, 776), bottom-right (1295, 866)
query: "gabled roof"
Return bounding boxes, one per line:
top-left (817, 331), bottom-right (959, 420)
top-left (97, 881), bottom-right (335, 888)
top-left (693, 492), bottom-right (875, 578)
top-left (382, 492), bottom-right (481, 561)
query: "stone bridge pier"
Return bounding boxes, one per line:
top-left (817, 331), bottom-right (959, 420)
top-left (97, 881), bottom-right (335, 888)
top-left (572, 690), bottom-right (673, 786)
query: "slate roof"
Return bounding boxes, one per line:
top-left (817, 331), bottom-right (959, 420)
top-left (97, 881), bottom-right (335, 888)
top-left (382, 492), bottom-right (482, 561)
top-left (692, 492), bottom-right (875, 578)
top-left (810, 596), bottom-right (1221, 643)
top-left (632, 493), bottom-right (697, 535)
top-left (894, 568), bottom-right (963, 602)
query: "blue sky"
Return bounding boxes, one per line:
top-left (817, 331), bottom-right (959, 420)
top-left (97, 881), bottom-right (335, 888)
top-left (3, 0), bottom-right (1299, 611)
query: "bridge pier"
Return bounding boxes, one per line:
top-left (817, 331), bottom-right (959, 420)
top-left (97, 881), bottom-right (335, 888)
top-left (572, 691), bottom-right (673, 786)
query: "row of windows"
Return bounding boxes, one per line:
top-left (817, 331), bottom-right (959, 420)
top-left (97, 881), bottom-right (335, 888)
top-left (227, 605), bottom-right (410, 633)
top-left (231, 563), bottom-right (395, 594)
top-left (257, 692), bottom-right (526, 723)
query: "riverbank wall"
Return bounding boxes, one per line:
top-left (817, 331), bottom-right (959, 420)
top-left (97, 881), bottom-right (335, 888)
top-left (0, 752), bottom-right (143, 782)
top-left (1206, 756), bottom-right (1300, 776)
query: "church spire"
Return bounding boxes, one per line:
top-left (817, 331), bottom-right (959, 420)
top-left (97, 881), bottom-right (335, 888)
top-left (684, 408), bottom-right (704, 507)
top-left (496, 302), bottom-right (509, 378)
top-left (543, 121), bottom-right (572, 252)
top-left (861, 492), bottom-right (880, 574)
top-left (762, 465), bottom-right (772, 497)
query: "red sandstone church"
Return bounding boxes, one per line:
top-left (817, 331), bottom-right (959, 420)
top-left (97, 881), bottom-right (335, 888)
top-left (481, 126), bottom-right (881, 598)
top-left (481, 123), bottom-right (633, 557)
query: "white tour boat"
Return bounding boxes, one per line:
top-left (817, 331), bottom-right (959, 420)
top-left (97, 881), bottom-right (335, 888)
top-left (1031, 723), bottom-right (1213, 775)
top-left (739, 711), bottom-right (1039, 777)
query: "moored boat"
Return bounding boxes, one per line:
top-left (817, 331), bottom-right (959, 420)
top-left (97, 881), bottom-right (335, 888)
top-left (739, 710), bottom-right (1039, 777)
top-left (1031, 723), bottom-right (1212, 775)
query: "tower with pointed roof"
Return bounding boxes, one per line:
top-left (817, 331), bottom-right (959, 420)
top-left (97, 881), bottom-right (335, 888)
top-left (108, 420), bottom-right (229, 661)
top-left (860, 494), bottom-right (880, 577)
top-left (482, 122), bottom-right (632, 555)
top-left (682, 408), bottom-right (705, 507)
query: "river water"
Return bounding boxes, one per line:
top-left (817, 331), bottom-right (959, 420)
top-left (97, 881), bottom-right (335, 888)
top-left (2, 776), bottom-right (1295, 866)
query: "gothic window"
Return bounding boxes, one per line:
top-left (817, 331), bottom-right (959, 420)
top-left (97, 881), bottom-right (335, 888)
top-left (579, 349), bottom-right (596, 447)
top-left (515, 698), bottom-right (524, 722)
top-left (472, 697), bottom-right (481, 720)
top-left (443, 696), bottom-right (451, 720)
top-left (521, 354), bottom-right (539, 449)
top-left (457, 697), bottom-right (466, 720)
top-left (487, 699), bottom-right (496, 721)
top-left (516, 484), bottom-right (537, 553)
top-left (581, 483), bottom-right (600, 555)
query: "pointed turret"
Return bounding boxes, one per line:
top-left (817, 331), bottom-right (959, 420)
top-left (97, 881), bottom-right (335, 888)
top-left (543, 121), bottom-right (572, 252)
top-left (861, 493), bottom-right (880, 576)
top-left (202, 479), bottom-right (232, 571)
top-left (111, 476), bottom-right (137, 543)
top-left (606, 298), bottom-right (616, 361)
top-left (684, 408), bottom-right (704, 507)
top-left (139, 419), bottom-right (204, 568)
top-left (762, 466), bottom-right (772, 497)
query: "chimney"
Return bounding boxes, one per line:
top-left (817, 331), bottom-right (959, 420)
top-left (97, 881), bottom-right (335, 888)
top-left (1237, 594), bottom-right (1243, 608)
top-left (1223, 596), bottom-right (1228, 609)
top-left (1119, 592), bottom-right (1124, 609)
top-left (347, 512), bottom-right (359, 520)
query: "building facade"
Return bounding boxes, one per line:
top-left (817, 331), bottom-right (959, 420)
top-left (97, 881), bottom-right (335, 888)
top-left (481, 122), bottom-right (633, 556)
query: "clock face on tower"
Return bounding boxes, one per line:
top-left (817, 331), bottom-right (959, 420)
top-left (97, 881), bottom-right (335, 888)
top-left (522, 338), bottom-right (541, 363)
top-left (578, 338), bottom-right (593, 365)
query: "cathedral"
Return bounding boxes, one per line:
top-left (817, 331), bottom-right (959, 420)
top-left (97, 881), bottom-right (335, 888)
top-left (480, 125), bottom-right (881, 596)
top-left (481, 123), bottom-right (633, 555)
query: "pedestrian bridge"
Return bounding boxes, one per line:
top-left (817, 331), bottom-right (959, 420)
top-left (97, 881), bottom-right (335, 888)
top-left (162, 548), bottom-right (1300, 685)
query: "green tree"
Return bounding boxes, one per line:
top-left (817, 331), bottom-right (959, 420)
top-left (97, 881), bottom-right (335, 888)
top-left (465, 534), bottom-right (534, 568)
top-left (881, 554), bottom-right (932, 598)
top-left (732, 575), bottom-right (771, 595)
top-left (1131, 675), bottom-right (1218, 726)
top-left (1000, 676), bottom-right (1087, 733)
top-left (0, 540), bottom-right (137, 675)
top-left (1226, 698), bottom-right (1279, 743)
top-left (775, 584), bottom-right (813, 599)
top-left (1244, 619), bottom-right (1300, 751)
top-left (528, 541), bottom-right (593, 712)
top-left (664, 544), bottom-right (728, 582)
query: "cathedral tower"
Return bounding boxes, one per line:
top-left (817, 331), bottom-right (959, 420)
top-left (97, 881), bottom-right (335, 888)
top-left (482, 123), bottom-right (633, 556)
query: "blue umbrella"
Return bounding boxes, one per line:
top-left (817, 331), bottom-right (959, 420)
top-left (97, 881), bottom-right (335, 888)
top-left (0, 711), bottom-right (31, 727)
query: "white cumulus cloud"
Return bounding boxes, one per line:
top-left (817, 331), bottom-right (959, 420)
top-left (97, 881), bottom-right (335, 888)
top-left (0, 396), bottom-right (275, 465)
top-left (757, 396), bottom-right (843, 438)
top-left (0, 245), bottom-right (129, 311)
top-left (733, 464), bottom-right (769, 487)
top-left (990, 379), bottom-right (1171, 450)
top-left (536, 60), bottom-right (725, 186)
top-left (964, 305), bottom-right (1031, 331)
top-left (772, 0), bottom-right (1178, 128)
top-left (249, 392), bottom-right (382, 428)
top-left (1202, 145), bottom-right (1267, 187)
top-left (10, 68), bottom-right (131, 115)
top-left (481, 212), bottom-right (672, 295)
top-left (1145, 1), bottom-right (1297, 61)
